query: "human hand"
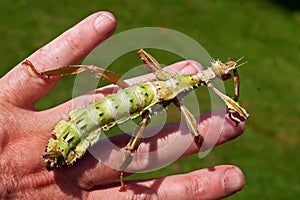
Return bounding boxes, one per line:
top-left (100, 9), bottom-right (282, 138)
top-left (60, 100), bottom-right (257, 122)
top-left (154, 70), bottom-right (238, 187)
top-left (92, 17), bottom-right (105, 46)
top-left (0, 11), bottom-right (245, 199)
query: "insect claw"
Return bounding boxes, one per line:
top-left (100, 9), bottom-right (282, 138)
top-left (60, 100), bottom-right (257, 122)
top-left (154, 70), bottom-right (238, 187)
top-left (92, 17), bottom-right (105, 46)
top-left (227, 108), bottom-right (246, 127)
top-left (119, 172), bottom-right (126, 192)
top-left (230, 116), bottom-right (240, 127)
top-left (22, 59), bottom-right (50, 79)
top-left (194, 135), bottom-right (203, 145)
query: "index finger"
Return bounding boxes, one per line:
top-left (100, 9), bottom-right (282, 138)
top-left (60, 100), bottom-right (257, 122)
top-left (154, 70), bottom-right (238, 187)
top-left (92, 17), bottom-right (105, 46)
top-left (0, 11), bottom-right (116, 109)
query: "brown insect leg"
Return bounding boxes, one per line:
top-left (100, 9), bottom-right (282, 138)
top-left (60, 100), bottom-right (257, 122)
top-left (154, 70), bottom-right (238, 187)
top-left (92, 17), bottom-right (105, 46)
top-left (118, 110), bottom-right (151, 191)
top-left (207, 82), bottom-right (249, 125)
top-left (138, 49), bottom-right (173, 81)
top-left (233, 68), bottom-right (240, 102)
top-left (23, 60), bottom-right (129, 88)
top-left (22, 59), bottom-right (48, 79)
top-left (173, 98), bottom-right (203, 144)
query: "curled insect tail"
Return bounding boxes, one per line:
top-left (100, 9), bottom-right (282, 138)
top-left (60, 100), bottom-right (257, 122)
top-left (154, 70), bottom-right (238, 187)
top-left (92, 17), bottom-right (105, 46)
top-left (43, 119), bottom-right (83, 170)
top-left (43, 138), bottom-right (66, 171)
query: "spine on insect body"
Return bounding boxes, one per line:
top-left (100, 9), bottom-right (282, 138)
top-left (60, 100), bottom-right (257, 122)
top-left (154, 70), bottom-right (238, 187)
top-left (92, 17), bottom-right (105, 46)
top-left (43, 74), bottom-right (201, 170)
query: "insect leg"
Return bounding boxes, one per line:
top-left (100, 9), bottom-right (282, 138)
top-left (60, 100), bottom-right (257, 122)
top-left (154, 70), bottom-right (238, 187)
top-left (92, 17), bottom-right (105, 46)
top-left (22, 60), bottom-right (49, 79)
top-left (207, 82), bottom-right (249, 125)
top-left (229, 56), bottom-right (247, 101)
top-left (233, 68), bottom-right (240, 101)
top-left (22, 60), bottom-right (129, 88)
top-left (118, 110), bottom-right (151, 191)
top-left (64, 65), bottom-right (129, 88)
top-left (137, 49), bottom-right (173, 81)
top-left (173, 98), bottom-right (202, 143)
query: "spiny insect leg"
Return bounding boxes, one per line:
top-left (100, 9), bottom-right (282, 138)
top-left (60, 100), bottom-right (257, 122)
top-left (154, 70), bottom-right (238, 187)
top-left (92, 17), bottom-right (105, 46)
top-left (173, 98), bottom-right (202, 143)
top-left (137, 49), bottom-right (161, 72)
top-left (68, 65), bottom-right (130, 88)
top-left (118, 110), bottom-right (151, 191)
top-left (207, 82), bottom-right (249, 125)
top-left (23, 60), bottom-right (129, 88)
top-left (138, 49), bottom-right (173, 81)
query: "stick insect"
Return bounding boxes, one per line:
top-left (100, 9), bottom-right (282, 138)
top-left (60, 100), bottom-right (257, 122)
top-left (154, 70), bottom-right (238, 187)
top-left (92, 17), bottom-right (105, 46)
top-left (23, 49), bottom-right (249, 191)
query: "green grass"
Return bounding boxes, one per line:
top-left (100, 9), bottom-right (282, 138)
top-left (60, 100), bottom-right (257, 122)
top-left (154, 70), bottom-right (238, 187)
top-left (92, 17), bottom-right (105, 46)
top-left (1, 0), bottom-right (300, 199)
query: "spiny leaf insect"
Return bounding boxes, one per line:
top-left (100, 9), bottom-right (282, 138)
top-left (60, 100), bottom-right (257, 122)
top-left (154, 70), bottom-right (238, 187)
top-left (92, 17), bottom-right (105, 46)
top-left (23, 49), bottom-right (249, 191)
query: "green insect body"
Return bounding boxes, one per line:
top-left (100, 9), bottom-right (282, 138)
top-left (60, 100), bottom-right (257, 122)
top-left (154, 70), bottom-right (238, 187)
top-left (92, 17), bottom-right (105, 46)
top-left (23, 49), bottom-right (249, 190)
top-left (43, 73), bottom-right (202, 170)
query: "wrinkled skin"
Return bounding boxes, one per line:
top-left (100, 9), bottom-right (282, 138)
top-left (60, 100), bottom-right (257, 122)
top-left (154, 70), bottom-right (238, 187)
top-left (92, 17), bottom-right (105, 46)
top-left (0, 11), bottom-right (245, 199)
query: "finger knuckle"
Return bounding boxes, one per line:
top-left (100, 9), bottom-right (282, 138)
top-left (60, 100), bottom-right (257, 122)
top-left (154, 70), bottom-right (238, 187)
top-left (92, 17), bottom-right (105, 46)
top-left (64, 30), bottom-right (84, 58)
top-left (125, 189), bottom-right (158, 200)
top-left (181, 174), bottom-right (208, 198)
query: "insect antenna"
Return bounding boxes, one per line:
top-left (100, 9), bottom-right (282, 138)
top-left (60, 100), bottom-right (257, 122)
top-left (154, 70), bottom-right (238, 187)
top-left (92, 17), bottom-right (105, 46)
top-left (235, 56), bottom-right (248, 68)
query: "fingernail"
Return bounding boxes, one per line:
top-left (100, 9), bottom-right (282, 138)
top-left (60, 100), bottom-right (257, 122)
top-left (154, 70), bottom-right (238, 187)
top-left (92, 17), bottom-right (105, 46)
top-left (94, 11), bottom-right (116, 36)
top-left (223, 167), bottom-right (245, 194)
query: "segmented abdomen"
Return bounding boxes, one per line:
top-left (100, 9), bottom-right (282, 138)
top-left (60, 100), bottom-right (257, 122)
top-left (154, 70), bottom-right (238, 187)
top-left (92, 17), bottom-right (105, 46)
top-left (43, 82), bottom-right (158, 169)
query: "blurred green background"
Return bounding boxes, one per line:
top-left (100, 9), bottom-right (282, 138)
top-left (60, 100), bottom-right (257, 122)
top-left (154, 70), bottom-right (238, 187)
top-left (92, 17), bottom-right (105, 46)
top-left (1, 0), bottom-right (299, 199)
